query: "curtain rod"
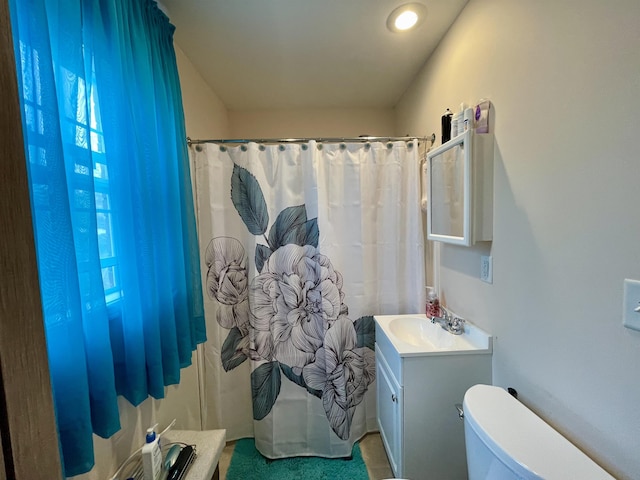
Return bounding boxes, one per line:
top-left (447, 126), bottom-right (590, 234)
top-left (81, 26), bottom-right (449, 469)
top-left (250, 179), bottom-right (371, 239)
top-left (187, 134), bottom-right (436, 146)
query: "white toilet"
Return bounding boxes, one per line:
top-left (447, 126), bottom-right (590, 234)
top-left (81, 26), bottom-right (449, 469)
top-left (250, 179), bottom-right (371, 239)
top-left (463, 384), bottom-right (614, 479)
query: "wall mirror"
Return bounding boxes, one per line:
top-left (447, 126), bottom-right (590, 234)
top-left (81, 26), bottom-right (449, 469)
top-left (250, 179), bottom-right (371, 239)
top-left (427, 130), bottom-right (471, 246)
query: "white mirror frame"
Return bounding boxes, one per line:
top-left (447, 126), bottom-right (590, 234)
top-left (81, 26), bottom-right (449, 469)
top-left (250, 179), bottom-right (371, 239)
top-left (426, 129), bottom-right (472, 246)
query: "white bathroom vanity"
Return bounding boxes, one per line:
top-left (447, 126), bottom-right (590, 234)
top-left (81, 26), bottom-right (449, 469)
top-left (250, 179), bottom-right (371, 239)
top-left (374, 314), bottom-right (492, 479)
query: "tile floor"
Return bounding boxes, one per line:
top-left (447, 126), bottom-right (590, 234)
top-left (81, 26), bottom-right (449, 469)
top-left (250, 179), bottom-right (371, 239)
top-left (359, 433), bottom-right (395, 479)
top-left (218, 432), bottom-right (393, 479)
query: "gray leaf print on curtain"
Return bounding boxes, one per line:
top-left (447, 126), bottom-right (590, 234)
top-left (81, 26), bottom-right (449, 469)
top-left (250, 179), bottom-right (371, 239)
top-left (231, 164), bottom-right (269, 235)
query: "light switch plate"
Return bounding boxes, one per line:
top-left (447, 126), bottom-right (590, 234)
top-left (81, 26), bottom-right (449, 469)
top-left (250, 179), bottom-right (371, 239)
top-left (480, 256), bottom-right (493, 284)
top-left (622, 278), bottom-right (640, 331)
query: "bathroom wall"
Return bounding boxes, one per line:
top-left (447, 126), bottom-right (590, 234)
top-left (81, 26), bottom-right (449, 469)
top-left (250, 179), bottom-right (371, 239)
top-left (70, 46), bottom-right (229, 480)
top-left (176, 45), bottom-right (230, 139)
top-left (229, 107), bottom-right (394, 138)
top-left (396, 0), bottom-right (640, 478)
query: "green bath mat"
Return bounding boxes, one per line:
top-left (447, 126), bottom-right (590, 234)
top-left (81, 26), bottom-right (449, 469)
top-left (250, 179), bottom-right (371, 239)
top-left (226, 438), bottom-right (369, 480)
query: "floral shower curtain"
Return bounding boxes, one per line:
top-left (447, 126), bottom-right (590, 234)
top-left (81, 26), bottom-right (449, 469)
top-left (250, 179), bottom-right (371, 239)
top-left (192, 140), bottom-right (425, 458)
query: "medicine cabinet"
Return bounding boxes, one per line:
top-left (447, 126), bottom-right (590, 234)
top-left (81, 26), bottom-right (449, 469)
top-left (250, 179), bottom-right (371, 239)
top-left (426, 129), bottom-right (494, 246)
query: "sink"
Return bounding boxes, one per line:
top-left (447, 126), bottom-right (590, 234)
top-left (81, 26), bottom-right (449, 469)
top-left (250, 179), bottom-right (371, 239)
top-left (388, 316), bottom-right (441, 348)
top-left (375, 314), bottom-right (492, 356)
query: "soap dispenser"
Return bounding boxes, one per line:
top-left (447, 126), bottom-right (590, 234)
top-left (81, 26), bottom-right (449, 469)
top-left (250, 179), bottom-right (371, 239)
top-left (141, 425), bottom-right (162, 480)
top-left (425, 286), bottom-right (441, 318)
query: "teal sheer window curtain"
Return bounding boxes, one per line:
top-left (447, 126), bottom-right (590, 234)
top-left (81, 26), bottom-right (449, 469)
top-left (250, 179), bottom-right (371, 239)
top-left (8, 0), bottom-right (205, 475)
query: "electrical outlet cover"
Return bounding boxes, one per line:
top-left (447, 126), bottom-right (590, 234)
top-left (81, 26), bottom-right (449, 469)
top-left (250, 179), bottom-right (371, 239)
top-left (480, 256), bottom-right (493, 284)
top-left (622, 278), bottom-right (640, 331)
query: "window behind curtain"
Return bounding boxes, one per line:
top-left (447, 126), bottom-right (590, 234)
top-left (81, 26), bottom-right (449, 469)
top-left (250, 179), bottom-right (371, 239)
top-left (60, 62), bottom-right (121, 303)
top-left (9, 0), bottom-right (206, 475)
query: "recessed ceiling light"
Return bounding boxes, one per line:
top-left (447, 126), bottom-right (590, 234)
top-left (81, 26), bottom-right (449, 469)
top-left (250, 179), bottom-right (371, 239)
top-left (386, 3), bottom-right (427, 33)
top-left (395, 10), bottom-right (419, 30)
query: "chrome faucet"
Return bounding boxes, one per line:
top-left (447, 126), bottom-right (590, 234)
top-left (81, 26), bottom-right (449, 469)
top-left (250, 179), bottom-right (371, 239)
top-left (430, 310), bottom-right (466, 335)
top-left (430, 311), bottom-right (451, 328)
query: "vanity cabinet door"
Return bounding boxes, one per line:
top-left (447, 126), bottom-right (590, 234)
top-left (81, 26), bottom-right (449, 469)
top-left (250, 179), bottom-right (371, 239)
top-left (376, 345), bottom-right (403, 477)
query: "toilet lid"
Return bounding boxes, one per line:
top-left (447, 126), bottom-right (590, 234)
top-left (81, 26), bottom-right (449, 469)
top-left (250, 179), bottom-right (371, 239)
top-left (463, 385), bottom-right (613, 480)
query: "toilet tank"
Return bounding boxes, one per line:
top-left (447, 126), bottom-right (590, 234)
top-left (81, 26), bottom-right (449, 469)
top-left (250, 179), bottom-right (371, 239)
top-left (462, 384), bottom-right (614, 480)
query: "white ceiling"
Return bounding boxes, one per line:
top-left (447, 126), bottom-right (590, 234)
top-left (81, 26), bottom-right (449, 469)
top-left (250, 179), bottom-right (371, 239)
top-left (160, 1), bottom-right (468, 111)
